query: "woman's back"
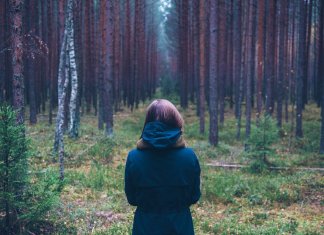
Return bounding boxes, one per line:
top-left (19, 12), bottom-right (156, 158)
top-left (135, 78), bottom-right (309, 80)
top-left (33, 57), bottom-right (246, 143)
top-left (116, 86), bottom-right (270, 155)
top-left (124, 100), bottom-right (201, 235)
top-left (126, 147), bottom-right (200, 213)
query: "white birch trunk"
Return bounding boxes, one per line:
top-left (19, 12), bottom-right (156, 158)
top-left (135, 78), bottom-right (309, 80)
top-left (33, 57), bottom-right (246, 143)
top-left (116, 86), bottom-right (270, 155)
top-left (59, 49), bottom-right (70, 180)
top-left (54, 30), bottom-right (67, 153)
top-left (67, 0), bottom-right (79, 138)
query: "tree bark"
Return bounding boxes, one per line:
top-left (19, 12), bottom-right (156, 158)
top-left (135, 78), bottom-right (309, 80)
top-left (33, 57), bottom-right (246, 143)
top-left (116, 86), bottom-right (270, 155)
top-left (277, 0), bottom-right (287, 127)
top-left (256, 0), bottom-right (265, 122)
top-left (296, 0), bottom-right (306, 138)
top-left (209, 0), bottom-right (218, 146)
top-left (199, 0), bottom-right (206, 134)
top-left (233, 0), bottom-right (242, 120)
top-left (67, 0), bottom-right (79, 139)
top-left (265, 0), bottom-right (276, 115)
top-left (318, 0), bottom-right (324, 153)
top-left (10, 0), bottom-right (24, 125)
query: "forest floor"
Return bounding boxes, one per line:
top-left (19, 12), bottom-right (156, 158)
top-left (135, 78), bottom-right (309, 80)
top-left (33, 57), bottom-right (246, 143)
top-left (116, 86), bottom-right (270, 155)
top-left (26, 101), bottom-right (323, 234)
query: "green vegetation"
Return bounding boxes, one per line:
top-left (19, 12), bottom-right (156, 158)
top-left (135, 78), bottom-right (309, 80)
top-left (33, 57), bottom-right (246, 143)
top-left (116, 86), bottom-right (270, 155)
top-left (246, 115), bottom-right (279, 173)
top-left (0, 105), bottom-right (59, 234)
top-left (17, 103), bottom-right (324, 234)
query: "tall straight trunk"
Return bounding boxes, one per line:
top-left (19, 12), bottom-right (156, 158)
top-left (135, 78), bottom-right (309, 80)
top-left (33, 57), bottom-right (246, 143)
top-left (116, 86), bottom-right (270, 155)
top-left (59, 41), bottom-right (70, 181)
top-left (219, 0), bottom-right (226, 124)
top-left (256, 0), bottom-right (265, 121)
top-left (284, 0), bottom-right (290, 123)
top-left (67, 0), bottom-right (79, 138)
top-left (27, 0), bottom-right (37, 124)
top-left (304, 0), bottom-right (312, 105)
top-left (296, 0), bottom-right (306, 138)
top-left (104, 0), bottom-right (114, 136)
top-left (123, 0), bottom-right (131, 106)
top-left (180, 0), bottom-right (189, 108)
top-left (193, 0), bottom-right (200, 116)
top-left (10, 0), bottom-right (24, 125)
top-left (113, 0), bottom-right (121, 109)
top-left (277, 0), bottom-right (287, 127)
top-left (84, 0), bottom-right (91, 113)
top-left (48, 0), bottom-right (55, 125)
top-left (237, 1), bottom-right (247, 140)
top-left (209, 0), bottom-right (218, 146)
top-left (28, 63), bottom-right (37, 124)
top-left (98, 0), bottom-right (106, 130)
top-left (245, 0), bottom-right (257, 138)
top-left (0, 0), bottom-right (4, 103)
top-left (233, 0), bottom-right (242, 119)
top-left (55, 26), bottom-right (68, 178)
top-left (227, 0), bottom-right (234, 109)
top-left (319, 0), bottom-right (324, 153)
top-left (265, 0), bottom-right (276, 115)
top-left (199, 0), bottom-right (206, 134)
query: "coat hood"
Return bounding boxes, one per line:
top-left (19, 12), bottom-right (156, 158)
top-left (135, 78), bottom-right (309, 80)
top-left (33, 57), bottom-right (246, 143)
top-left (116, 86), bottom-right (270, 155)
top-left (140, 121), bottom-right (182, 149)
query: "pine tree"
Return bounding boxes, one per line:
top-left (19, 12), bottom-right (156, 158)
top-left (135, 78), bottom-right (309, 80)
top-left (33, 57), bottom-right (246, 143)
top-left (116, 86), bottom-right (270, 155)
top-left (0, 105), bottom-right (28, 233)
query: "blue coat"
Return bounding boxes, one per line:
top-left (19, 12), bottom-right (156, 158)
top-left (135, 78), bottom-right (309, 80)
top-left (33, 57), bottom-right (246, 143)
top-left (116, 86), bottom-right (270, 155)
top-left (125, 121), bottom-right (201, 235)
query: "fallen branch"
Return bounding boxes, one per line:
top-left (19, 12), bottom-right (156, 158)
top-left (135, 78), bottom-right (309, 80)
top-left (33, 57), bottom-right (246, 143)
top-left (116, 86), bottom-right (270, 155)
top-left (206, 161), bottom-right (324, 172)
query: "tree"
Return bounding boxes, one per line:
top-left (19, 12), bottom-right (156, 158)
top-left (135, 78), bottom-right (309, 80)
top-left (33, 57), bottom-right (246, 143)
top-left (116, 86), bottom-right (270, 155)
top-left (277, 0), bottom-right (288, 127)
top-left (199, 0), bottom-right (206, 134)
top-left (99, 0), bottom-right (114, 136)
top-left (54, 0), bottom-right (77, 180)
top-left (209, 0), bottom-right (218, 146)
top-left (0, 105), bottom-right (28, 233)
top-left (67, 0), bottom-right (79, 139)
top-left (296, 0), bottom-right (307, 138)
top-left (10, 0), bottom-right (24, 125)
top-left (319, 0), bottom-right (324, 153)
top-left (245, 0), bottom-right (257, 139)
top-left (264, 0), bottom-right (276, 115)
top-left (256, 0), bottom-right (265, 122)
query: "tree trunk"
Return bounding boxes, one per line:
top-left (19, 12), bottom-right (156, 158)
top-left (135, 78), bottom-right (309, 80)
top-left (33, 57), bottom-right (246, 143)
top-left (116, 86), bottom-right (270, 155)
top-left (233, 0), bottom-right (242, 120)
top-left (256, 0), bottom-right (265, 122)
top-left (265, 0), bottom-right (276, 115)
top-left (67, 0), bottom-right (79, 139)
top-left (55, 27), bottom-right (68, 178)
top-left (219, 0), bottom-right (226, 125)
top-left (318, 0), bottom-right (324, 153)
top-left (296, 0), bottom-right (306, 138)
top-left (199, 0), bottom-right (206, 134)
top-left (10, 0), bottom-right (24, 125)
top-left (104, 0), bottom-right (114, 136)
top-left (277, 0), bottom-right (287, 127)
top-left (245, 0), bottom-right (257, 139)
top-left (54, 4), bottom-right (69, 154)
top-left (209, 0), bottom-right (218, 146)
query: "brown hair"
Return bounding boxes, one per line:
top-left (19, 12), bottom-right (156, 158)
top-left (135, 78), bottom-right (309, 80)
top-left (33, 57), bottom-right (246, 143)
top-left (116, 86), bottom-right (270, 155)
top-left (144, 99), bottom-right (184, 129)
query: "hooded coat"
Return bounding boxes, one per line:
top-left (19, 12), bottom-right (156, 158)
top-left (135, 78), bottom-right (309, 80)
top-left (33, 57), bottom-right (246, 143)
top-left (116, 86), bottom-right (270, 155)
top-left (125, 121), bottom-right (201, 235)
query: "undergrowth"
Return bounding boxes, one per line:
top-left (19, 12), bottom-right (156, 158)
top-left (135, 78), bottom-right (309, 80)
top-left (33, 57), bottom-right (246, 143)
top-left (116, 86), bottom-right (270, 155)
top-left (24, 102), bottom-right (323, 234)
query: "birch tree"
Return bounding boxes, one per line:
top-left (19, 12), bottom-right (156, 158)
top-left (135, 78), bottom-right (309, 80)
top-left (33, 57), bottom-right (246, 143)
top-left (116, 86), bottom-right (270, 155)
top-left (67, 0), bottom-right (79, 139)
top-left (54, 0), bottom-right (77, 180)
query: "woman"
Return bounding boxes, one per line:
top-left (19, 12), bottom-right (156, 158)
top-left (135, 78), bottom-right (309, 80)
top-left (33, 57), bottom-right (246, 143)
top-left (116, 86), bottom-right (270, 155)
top-left (125, 99), bottom-right (201, 235)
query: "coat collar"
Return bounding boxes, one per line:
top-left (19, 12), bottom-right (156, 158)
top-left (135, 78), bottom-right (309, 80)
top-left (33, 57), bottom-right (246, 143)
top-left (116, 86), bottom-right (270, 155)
top-left (136, 136), bottom-right (187, 150)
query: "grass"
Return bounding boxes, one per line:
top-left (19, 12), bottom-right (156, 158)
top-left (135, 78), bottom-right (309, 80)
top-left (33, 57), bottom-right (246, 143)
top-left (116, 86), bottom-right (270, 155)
top-left (25, 102), bottom-right (324, 234)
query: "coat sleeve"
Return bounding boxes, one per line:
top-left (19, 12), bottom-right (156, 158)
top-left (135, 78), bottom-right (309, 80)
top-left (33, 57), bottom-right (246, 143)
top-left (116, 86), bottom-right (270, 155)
top-left (124, 153), bottom-right (137, 206)
top-left (190, 153), bottom-right (201, 205)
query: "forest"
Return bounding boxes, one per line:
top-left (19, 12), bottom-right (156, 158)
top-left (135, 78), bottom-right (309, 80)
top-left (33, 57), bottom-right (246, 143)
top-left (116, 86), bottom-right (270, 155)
top-left (0, 0), bottom-right (323, 234)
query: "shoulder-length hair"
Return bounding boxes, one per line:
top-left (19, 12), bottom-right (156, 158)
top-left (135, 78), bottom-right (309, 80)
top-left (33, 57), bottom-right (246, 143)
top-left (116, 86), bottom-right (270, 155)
top-left (144, 99), bottom-right (184, 129)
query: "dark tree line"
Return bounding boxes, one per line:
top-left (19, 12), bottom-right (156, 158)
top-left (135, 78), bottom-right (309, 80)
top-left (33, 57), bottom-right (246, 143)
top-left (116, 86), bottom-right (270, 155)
top-left (1, 0), bottom-right (324, 152)
top-left (166, 0), bottom-right (324, 150)
top-left (0, 0), bottom-right (159, 127)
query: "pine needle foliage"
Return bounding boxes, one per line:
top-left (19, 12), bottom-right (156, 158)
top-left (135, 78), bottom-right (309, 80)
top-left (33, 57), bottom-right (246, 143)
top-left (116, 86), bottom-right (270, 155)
top-left (246, 115), bottom-right (279, 173)
top-left (0, 105), bottom-right (60, 234)
top-left (0, 105), bottom-right (29, 233)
